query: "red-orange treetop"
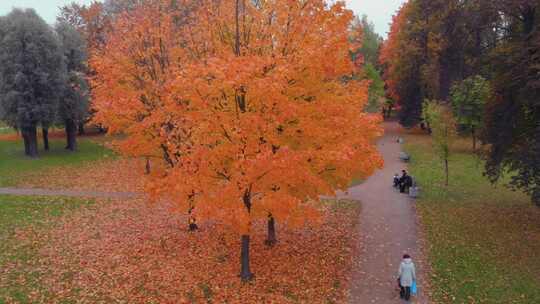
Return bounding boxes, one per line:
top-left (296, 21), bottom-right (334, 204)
top-left (91, 0), bottom-right (383, 234)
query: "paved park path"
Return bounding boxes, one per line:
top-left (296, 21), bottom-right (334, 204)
top-left (347, 122), bottom-right (430, 303)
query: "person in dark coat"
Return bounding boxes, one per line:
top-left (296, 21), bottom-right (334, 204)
top-left (399, 170), bottom-right (409, 193)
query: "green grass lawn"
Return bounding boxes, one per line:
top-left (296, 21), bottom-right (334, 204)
top-left (0, 195), bottom-right (94, 303)
top-left (405, 134), bottom-right (540, 303)
top-left (0, 123), bottom-right (13, 135)
top-left (0, 137), bottom-right (113, 186)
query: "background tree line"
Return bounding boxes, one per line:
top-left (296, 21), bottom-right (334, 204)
top-left (0, 0), bottom-right (142, 157)
top-left (380, 0), bottom-right (540, 206)
top-left (0, 9), bottom-right (89, 156)
top-left (349, 15), bottom-right (392, 116)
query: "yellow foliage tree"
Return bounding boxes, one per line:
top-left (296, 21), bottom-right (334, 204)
top-left (91, 0), bottom-right (383, 281)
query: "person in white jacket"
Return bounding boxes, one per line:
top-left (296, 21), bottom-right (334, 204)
top-left (398, 254), bottom-right (416, 301)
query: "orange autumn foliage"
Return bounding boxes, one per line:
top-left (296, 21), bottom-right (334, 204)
top-left (379, 2), bottom-right (411, 104)
top-left (91, 0), bottom-right (382, 277)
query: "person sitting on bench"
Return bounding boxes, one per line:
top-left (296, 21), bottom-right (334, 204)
top-left (399, 170), bottom-right (412, 193)
top-left (393, 173), bottom-right (400, 188)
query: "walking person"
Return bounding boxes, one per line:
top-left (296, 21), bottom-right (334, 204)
top-left (398, 254), bottom-right (416, 301)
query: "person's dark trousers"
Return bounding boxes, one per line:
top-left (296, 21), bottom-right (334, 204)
top-left (400, 286), bottom-right (411, 300)
top-left (400, 183), bottom-right (405, 193)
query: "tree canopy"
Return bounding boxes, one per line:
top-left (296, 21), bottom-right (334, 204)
top-left (450, 75), bottom-right (490, 151)
top-left (0, 9), bottom-right (65, 157)
top-left (56, 21), bottom-right (90, 151)
top-left (90, 0), bottom-right (383, 280)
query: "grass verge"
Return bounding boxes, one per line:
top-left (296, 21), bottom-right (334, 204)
top-left (0, 137), bottom-right (113, 186)
top-left (405, 133), bottom-right (540, 303)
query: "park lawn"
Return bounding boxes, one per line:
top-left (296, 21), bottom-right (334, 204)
top-left (0, 195), bottom-right (95, 304)
top-left (0, 136), bottom-right (114, 186)
top-left (405, 133), bottom-right (540, 303)
top-left (0, 123), bottom-right (13, 135)
top-left (0, 197), bottom-right (360, 303)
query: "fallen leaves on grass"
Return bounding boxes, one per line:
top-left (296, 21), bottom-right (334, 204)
top-left (8, 199), bottom-right (359, 303)
top-left (17, 158), bottom-right (145, 194)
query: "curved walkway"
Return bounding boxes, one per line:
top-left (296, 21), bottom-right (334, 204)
top-left (347, 122), bottom-right (429, 303)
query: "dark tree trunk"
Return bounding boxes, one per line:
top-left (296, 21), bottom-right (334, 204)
top-left (533, 189), bottom-right (540, 207)
top-left (471, 127), bottom-right (476, 152)
top-left (22, 126), bottom-right (38, 158)
top-left (145, 157), bottom-right (151, 175)
top-left (188, 205), bottom-right (198, 231)
top-left (42, 127), bottom-right (49, 151)
top-left (265, 214), bottom-right (277, 246)
top-left (444, 158), bottom-right (449, 186)
top-left (240, 234), bottom-right (253, 281)
top-left (65, 119), bottom-right (77, 151)
top-left (78, 122), bottom-right (85, 135)
top-left (239, 188), bottom-right (253, 281)
top-left (22, 130), bottom-right (30, 156)
top-left (188, 218), bottom-right (198, 231)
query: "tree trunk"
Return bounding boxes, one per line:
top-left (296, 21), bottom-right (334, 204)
top-left (42, 127), bottom-right (49, 151)
top-left (471, 127), bottom-right (476, 152)
top-left (145, 157), bottom-right (151, 175)
top-left (22, 130), bottom-right (30, 156)
top-left (533, 189), bottom-right (540, 207)
top-left (240, 189), bottom-right (253, 281)
top-left (78, 122), bottom-right (85, 135)
top-left (65, 119), bottom-right (77, 151)
top-left (22, 126), bottom-right (38, 158)
top-left (444, 158), bottom-right (449, 186)
top-left (240, 234), bottom-right (253, 281)
top-left (265, 214), bottom-right (277, 246)
top-left (188, 205), bottom-right (198, 231)
top-left (188, 217), bottom-right (198, 231)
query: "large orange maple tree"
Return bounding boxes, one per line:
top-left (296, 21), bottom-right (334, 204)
top-left (91, 0), bottom-right (383, 281)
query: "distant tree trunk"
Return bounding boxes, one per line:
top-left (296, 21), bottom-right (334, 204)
top-left (22, 126), bottom-right (38, 157)
top-left (387, 105), bottom-right (393, 118)
top-left (65, 119), bottom-right (77, 151)
top-left (533, 189), bottom-right (540, 207)
top-left (22, 130), bottom-right (30, 155)
top-left (265, 214), bottom-right (277, 246)
top-left (42, 127), bottom-right (49, 151)
top-left (444, 158), bottom-right (449, 186)
top-left (78, 122), bottom-right (85, 135)
top-left (188, 205), bottom-right (198, 231)
top-left (145, 157), bottom-right (151, 174)
top-left (471, 127), bottom-right (476, 152)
